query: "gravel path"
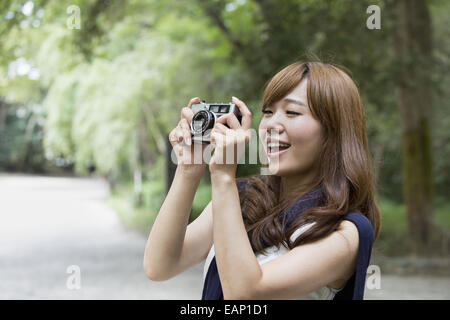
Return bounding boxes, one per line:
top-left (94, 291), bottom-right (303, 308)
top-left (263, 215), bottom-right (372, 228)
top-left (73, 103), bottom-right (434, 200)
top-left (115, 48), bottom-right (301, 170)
top-left (0, 174), bottom-right (448, 300)
top-left (0, 173), bottom-right (204, 299)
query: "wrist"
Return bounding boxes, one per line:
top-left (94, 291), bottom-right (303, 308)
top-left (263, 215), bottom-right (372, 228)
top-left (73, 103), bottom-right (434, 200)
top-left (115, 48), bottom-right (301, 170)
top-left (211, 172), bottom-right (236, 185)
top-left (176, 164), bottom-right (206, 181)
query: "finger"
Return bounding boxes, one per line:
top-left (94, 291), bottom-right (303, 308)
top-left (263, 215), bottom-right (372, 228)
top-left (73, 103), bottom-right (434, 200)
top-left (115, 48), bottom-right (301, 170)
top-left (169, 131), bottom-right (177, 143)
top-left (179, 118), bottom-right (192, 145)
top-left (236, 128), bottom-right (251, 145)
top-left (216, 113), bottom-right (240, 130)
top-left (181, 97), bottom-right (201, 122)
top-left (212, 122), bottom-right (228, 134)
top-left (210, 130), bottom-right (224, 147)
top-left (169, 128), bottom-right (182, 144)
top-left (181, 107), bottom-right (195, 123)
top-left (232, 96), bottom-right (252, 130)
top-left (187, 97), bottom-right (201, 108)
top-left (211, 124), bottom-right (228, 145)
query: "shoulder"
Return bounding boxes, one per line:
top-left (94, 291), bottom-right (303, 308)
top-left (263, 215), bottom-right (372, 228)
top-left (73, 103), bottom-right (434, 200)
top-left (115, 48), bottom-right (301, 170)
top-left (343, 212), bottom-right (375, 245)
top-left (334, 220), bottom-right (359, 255)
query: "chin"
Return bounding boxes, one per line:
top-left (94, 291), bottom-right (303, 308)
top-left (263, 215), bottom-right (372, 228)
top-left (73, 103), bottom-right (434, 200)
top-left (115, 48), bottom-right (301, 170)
top-left (266, 157), bottom-right (308, 177)
top-left (265, 163), bottom-right (291, 176)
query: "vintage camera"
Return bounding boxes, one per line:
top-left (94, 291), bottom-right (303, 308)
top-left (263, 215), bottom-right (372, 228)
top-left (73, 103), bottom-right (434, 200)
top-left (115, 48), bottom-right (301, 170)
top-left (190, 101), bottom-right (242, 144)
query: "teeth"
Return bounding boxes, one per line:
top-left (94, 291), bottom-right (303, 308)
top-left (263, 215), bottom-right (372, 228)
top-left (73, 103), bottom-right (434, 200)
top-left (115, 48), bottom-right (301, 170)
top-left (267, 142), bottom-right (290, 148)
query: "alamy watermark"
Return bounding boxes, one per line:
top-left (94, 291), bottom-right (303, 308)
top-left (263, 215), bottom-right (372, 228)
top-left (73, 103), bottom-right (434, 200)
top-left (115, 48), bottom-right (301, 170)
top-left (366, 264), bottom-right (382, 290)
top-left (366, 5), bottom-right (381, 30)
top-left (171, 128), bottom-right (281, 175)
top-left (67, 5), bottom-right (81, 30)
top-left (66, 265), bottom-right (81, 290)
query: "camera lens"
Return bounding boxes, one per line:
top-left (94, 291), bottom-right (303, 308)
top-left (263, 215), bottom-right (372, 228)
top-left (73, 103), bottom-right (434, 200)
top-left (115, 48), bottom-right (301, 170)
top-left (191, 110), bottom-right (215, 134)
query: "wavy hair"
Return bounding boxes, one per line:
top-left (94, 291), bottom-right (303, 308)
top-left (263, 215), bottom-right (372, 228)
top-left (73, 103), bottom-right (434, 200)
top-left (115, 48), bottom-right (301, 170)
top-left (238, 61), bottom-right (381, 254)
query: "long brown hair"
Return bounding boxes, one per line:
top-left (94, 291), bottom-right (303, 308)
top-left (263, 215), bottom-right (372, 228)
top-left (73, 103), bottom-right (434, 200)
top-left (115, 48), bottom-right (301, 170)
top-left (238, 61), bottom-right (381, 254)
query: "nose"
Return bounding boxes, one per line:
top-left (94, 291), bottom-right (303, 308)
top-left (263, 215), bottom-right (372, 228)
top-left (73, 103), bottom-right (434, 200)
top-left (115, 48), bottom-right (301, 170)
top-left (261, 111), bottom-right (285, 137)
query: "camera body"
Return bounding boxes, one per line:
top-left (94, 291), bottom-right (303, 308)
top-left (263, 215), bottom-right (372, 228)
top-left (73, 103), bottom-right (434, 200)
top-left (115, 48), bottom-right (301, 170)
top-left (190, 101), bottom-right (242, 144)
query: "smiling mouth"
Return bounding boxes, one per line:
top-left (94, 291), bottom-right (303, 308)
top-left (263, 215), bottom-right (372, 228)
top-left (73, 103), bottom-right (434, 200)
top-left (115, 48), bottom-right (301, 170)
top-left (267, 145), bottom-right (291, 157)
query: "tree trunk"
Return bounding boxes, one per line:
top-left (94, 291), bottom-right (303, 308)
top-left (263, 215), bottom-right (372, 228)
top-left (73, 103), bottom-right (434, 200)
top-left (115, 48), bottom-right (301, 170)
top-left (0, 99), bottom-right (9, 131)
top-left (394, 0), bottom-right (435, 254)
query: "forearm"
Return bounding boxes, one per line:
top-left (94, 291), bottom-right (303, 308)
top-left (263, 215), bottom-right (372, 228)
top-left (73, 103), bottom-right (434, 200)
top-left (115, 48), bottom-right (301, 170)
top-left (211, 174), bottom-right (262, 299)
top-left (144, 166), bottom-right (203, 279)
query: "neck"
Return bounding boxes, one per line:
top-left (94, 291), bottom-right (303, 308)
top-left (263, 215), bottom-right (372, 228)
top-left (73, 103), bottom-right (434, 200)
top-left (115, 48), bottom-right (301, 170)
top-left (279, 171), bottom-right (320, 202)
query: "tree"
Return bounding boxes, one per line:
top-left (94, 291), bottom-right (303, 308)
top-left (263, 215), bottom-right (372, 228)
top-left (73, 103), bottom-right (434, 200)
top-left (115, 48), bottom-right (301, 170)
top-left (394, 0), bottom-right (435, 253)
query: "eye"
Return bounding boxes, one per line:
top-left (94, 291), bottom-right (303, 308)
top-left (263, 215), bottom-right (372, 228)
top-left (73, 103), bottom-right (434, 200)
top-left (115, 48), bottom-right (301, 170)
top-left (262, 109), bottom-right (272, 115)
top-left (287, 111), bottom-right (301, 116)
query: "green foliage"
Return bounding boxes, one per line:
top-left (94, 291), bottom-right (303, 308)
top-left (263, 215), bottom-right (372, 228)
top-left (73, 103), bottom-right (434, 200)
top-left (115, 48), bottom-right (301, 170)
top-left (107, 169), bottom-right (165, 235)
top-left (375, 197), bottom-right (409, 255)
top-left (0, 106), bottom-right (46, 171)
top-left (190, 178), bottom-right (212, 221)
top-left (36, 4), bottom-right (246, 176)
top-left (108, 154), bottom-right (210, 234)
top-left (0, 0), bottom-right (449, 253)
top-left (375, 195), bottom-right (450, 256)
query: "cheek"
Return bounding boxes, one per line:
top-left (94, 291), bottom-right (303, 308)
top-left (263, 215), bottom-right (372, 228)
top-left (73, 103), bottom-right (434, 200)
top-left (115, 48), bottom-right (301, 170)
top-left (258, 120), bottom-right (268, 135)
top-left (287, 122), bottom-right (323, 161)
top-left (258, 125), bottom-right (268, 146)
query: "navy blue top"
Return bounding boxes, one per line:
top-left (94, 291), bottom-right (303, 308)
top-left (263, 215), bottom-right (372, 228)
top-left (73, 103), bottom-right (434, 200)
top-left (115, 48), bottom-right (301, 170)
top-left (201, 179), bottom-right (374, 300)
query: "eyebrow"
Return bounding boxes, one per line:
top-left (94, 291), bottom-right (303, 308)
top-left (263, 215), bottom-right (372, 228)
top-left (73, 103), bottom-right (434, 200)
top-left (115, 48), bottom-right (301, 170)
top-left (282, 98), bottom-right (307, 107)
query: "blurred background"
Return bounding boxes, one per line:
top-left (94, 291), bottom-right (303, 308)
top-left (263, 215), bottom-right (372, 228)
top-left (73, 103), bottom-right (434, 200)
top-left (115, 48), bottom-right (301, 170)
top-left (0, 0), bottom-right (449, 299)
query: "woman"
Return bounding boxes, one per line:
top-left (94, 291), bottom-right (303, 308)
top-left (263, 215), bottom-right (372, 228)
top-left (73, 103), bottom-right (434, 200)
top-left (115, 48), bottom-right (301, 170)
top-left (143, 61), bottom-right (381, 300)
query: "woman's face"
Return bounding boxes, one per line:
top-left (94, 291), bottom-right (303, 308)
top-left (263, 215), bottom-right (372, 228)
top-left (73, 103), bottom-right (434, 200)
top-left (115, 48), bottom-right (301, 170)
top-left (258, 80), bottom-right (324, 178)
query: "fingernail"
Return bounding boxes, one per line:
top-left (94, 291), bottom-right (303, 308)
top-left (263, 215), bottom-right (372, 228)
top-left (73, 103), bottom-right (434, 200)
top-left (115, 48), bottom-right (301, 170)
top-left (187, 137), bottom-right (191, 145)
top-left (232, 96), bottom-right (237, 102)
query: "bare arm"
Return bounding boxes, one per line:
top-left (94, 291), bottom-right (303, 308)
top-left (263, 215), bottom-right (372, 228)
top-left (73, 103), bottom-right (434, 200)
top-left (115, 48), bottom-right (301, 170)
top-left (144, 97), bottom-right (214, 281)
top-left (143, 166), bottom-right (213, 281)
top-left (211, 175), bottom-right (358, 300)
top-left (208, 97), bottom-right (358, 299)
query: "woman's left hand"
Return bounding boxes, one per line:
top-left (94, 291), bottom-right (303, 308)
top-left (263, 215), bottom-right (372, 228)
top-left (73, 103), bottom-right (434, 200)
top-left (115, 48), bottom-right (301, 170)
top-left (209, 96), bottom-right (252, 178)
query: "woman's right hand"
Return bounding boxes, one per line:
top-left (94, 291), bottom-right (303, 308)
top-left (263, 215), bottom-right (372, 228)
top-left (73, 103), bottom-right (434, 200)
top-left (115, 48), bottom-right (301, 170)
top-left (169, 97), bottom-right (207, 177)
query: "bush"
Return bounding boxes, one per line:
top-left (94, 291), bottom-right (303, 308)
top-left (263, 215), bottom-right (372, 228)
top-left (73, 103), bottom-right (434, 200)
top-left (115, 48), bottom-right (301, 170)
top-left (108, 173), bottom-right (212, 235)
top-left (374, 196), bottom-right (450, 256)
top-left (107, 172), bottom-right (165, 234)
top-left (190, 179), bottom-right (212, 222)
